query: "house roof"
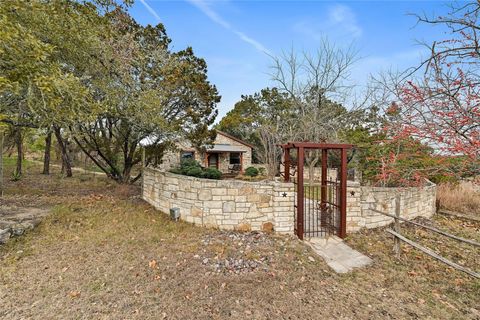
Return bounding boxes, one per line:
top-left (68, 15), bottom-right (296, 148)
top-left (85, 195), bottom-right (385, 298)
top-left (216, 130), bottom-right (255, 149)
top-left (207, 144), bottom-right (249, 153)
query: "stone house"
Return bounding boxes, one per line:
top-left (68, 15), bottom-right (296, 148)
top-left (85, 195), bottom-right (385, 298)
top-left (160, 130), bottom-right (254, 174)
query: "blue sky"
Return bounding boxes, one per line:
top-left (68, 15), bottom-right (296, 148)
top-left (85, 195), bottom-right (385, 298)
top-left (128, 0), bottom-right (452, 120)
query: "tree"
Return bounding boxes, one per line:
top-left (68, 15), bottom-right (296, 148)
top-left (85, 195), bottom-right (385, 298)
top-left (216, 88), bottom-right (293, 167)
top-left (270, 40), bottom-right (363, 182)
top-left (72, 11), bottom-right (219, 183)
top-left (0, 0), bottom-right (109, 177)
top-left (389, 2), bottom-right (480, 159)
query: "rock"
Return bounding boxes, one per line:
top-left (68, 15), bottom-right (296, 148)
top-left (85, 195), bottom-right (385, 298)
top-left (235, 223), bottom-right (251, 232)
top-left (0, 229), bottom-right (11, 244)
top-left (262, 222), bottom-right (274, 233)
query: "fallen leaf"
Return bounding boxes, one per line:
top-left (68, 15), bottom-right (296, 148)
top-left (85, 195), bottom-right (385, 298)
top-left (149, 260), bottom-right (157, 269)
top-left (69, 291), bottom-right (81, 298)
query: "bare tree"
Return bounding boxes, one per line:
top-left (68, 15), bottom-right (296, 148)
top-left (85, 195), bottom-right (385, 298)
top-left (269, 38), bottom-right (360, 182)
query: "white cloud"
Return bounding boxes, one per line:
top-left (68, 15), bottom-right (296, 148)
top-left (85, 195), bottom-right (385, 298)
top-left (186, 0), bottom-right (272, 55)
top-left (293, 4), bottom-right (362, 41)
top-left (328, 4), bottom-right (362, 38)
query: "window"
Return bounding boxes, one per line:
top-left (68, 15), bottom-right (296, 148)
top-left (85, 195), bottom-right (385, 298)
top-left (181, 151), bottom-right (194, 161)
top-left (230, 152), bottom-right (241, 165)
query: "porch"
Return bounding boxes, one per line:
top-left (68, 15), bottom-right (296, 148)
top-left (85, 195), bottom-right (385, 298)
top-left (204, 146), bottom-right (246, 174)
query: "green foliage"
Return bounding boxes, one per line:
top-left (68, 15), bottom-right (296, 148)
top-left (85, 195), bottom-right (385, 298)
top-left (216, 88), bottom-right (294, 163)
top-left (11, 169), bottom-right (22, 181)
top-left (201, 167), bottom-right (222, 179)
top-left (170, 159), bottom-right (222, 180)
top-left (177, 159), bottom-right (201, 174)
top-left (245, 167), bottom-right (259, 177)
top-left (185, 167), bottom-right (203, 177)
top-left (0, 0), bottom-right (220, 183)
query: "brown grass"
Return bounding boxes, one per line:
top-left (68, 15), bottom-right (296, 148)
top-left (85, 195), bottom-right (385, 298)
top-left (0, 159), bottom-right (479, 319)
top-left (437, 182), bottom-right (480, 216)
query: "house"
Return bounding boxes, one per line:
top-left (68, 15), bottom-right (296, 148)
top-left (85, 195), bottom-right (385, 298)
top-left (160, 130), bottom-right (254, 174)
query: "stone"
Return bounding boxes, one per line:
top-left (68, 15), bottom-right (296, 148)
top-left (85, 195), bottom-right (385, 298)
top-left (198, 190), bottom-right (212, 201)
top-left (0, 229), bottom-right (10, 244)
top-left (235, 223), bottom-right (251, 232)
top-left (222, 201), bottom-right (236, 213)
top-left (246, 204), bottom-right (263, 219)
top-left (239, 186), bottom-right (254, 196)
top-left (262, 222), bottom-right (274, 233)
top-left (192, 207), bottom-right (203, 217)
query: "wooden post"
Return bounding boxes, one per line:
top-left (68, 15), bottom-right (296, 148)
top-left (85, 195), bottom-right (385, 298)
top-left (394, 195), bottom-right (401, 258)
top-left (297, 147), bottom-right (304, 240)
top-left (339, 148), bottom-right (347, 238)
top-left (239, 152), bottom-right (244, 173)
top-left (141, 147), bottom-right (145, 196)
top-left (284, 147), bottom-right (290, 182)
top-left (320, 149), bottom-right (327, 227)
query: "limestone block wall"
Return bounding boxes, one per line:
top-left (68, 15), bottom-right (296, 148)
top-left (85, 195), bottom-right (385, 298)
top-left (346, 181), bottom-right (437, 232)
top-left (143, 167), bottom-right (294, 233)
top-left (143, 167), bottom-right (436, 235)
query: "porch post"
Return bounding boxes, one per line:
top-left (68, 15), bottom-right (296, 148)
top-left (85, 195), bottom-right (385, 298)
top-left (297, 146), bottom-right (304, 240)
top-left (339, 148), bottom-right (347, 238)
top-left (240, 152), bottom-right (244, 173)
top-left (284, 147), bottom-right (290, 182)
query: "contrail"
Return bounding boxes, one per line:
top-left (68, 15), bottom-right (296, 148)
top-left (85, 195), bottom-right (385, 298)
top-left (186, 0), bottom-right (272, 55)
top-left (139, 0), bottom-right (162, 23)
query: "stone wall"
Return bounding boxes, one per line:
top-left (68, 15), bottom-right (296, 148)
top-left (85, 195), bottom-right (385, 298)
top-left (346, 181), bottom-right (437, 232)
top-left (143, 167), bottom-right (436, 235)
top-left (143, 167), bottom-right (294, 233)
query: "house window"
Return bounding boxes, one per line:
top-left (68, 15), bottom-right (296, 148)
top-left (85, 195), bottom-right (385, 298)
top-left (181, 151), bottom-right (194, 161)
top-left (230, 152), bottom-right (241, 165)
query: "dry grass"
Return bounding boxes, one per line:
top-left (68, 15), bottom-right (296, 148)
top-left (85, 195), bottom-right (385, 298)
top-left (437, 182), bottom-right (480, 217)
top-left (0, 159), bottom-right (479, 319)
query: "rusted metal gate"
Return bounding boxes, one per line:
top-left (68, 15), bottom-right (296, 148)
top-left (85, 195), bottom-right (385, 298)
top-left (280, 143), bottom-right (353, 240)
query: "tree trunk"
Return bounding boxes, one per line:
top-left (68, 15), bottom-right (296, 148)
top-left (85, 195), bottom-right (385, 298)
top-left (15, 127), bottom-right (23, 177)
top-left (53, 126), bottom-right (72, 177)
top-left (42, 130), bottom-right (52, 175)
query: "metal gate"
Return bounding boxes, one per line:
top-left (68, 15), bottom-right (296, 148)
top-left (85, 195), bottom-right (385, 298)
top-left (280, 143), bottom-right (353, 240)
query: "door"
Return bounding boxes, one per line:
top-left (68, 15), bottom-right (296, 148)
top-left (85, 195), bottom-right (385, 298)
top-left (208, 153), bottom-right (219, 169)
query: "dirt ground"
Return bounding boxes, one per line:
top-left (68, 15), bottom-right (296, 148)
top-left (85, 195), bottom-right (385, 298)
top-left (0, 160), bottom-right (479, 319)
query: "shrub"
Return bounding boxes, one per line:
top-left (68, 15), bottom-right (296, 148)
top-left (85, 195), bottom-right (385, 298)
top-left (169, 168), bottom-right (182, 174)
top-left (258, 167), bottom-right (266, 176)
top-left (245, 166), bottom-right (259, 177)
top-left (201, 167), bottom-right (222, 179)
top-left (169, 158), bottom-right (222, 180)
top-left (179, 159), bottom-right (201, 174)
top-left (185, 167), bottom-right (203, 177)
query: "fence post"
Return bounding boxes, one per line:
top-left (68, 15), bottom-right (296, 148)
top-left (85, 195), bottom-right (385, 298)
top-left (394, 194), bottom-right (401, 258)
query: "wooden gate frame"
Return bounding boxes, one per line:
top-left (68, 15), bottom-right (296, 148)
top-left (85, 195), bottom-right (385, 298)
top-left (280, 142), bottom-right (353, 240)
